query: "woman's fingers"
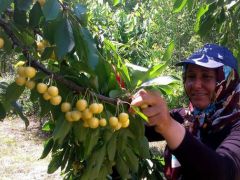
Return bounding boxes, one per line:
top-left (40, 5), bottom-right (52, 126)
top-left (142, 105), bottom-right (161, 117)
top-left (131, 89), bottom-right (162, 107)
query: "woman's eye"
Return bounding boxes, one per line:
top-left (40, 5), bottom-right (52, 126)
top-left (203, 75), bottom-right (214, 79)
top-left (186, 75), bottom-right (195, 79)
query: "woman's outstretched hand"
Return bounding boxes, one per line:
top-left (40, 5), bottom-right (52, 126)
top-left (130, 89), bottom-right (186, 150)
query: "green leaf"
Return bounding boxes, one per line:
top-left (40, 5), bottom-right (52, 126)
top-left (42, 0), bottom-right (61, 21)
top-left (20, 31), bottom-right (35, 46)
top-left (80, 27), bottom-right (99, 71)
top-left (113, 0), bottom-right (121, 6)
top-left (116, 155), bottom-right (129, 179)
top-left (147, 63), bottom-right (166, 79)
top-left (131, 106), bottom-right (148, 122)
top-left (41, 46), bottom-right (54, 60)
top-left (13, 9), bottom-right (28, 27)
top-left (47, 150), bottom-right (64, 174)
top-left (83, 129), bottom-right (100, 158)
top-left (43, 21), bottom-right (58, 44)
top-left (39, 97), bottom-right (51, 117)
top-left (107, 134), bottom-right (117, 161)
top-left (0, 102), bottom-right (6, 120)
top-left (42, 120), bottom-right (55, 132)
top-left (197, 15), bottom-right (215, 36)
top-left (12, 101), bottom-right (29, 127)
top-left (194, 4), bottom-right (210, 33)
top-left (74, 4), bottom-right (87, 26)
top-left (0, 0), bottom-right (13, 14)
top-left (162, 41), bottom-right (175, 62)
top-left (109, 89), bottom-right (123, 98)
top-left (73, 121), bottom-right (88, 142)
top-left (125, 148), bottom-right (139, 173)
top-left (141, 76), bottom-right (178, 87)
top-left (15, 0), bottom-right (32, 11)
top-left (5, 83), bottom-right (25, 103)
top-left (54, 17), bottom-right (75, 58)
top-left (39, 138), bottom-right (54, 159)
top-left (61, 146), bottom-right (71, 171)
top-left (173, 0), bottom-right (188, 13)
top-left (138, 136), bottom-right (150, 159)
top-left (125, 62), bottom-right (148, 72)
top-left (30, 89), bottom-right (39, 102)
top-left (52, 116), bottom-right (72, 145)
top-left (29, 2), bottom-right (43, 28)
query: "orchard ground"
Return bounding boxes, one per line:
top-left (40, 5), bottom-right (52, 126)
top-left (0, 116), bottom-right (165, 179)
top-left (0, 116), bottom-right (61, 180)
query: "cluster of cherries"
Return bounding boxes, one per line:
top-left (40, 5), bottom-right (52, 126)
top-left (15, 66), bottom-right (130, 129)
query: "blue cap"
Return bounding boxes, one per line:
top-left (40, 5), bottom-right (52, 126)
top-left (176, 44), bottom-right (238, 72)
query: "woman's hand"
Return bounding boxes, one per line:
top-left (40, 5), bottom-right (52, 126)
top-left (130, 89), bottom-right (173, 134)
top-left (130, 89), bottom-right (186, 150)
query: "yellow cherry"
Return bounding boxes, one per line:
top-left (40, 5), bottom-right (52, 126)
top-left (50, 95), bottom-right (62, 105)
top-left (15, 76), bottom-right (26, 86)
top-left (43, 92), bottom-right (51, 100)
top-left (76, 99), bottom-right (88, 111)
top-left (25, 67), bottom-right (36, 78)
top-left (61, 102), bottom-right (71, 112)
top-left (25, 80), bottom-right (36, 90)
top-left (0, 38), bottom-right (4, 49)
top-left (109, 116), bottom-right (118, 128)
top-left (89, 103), bottom-right (99, 114)
top-left (47, 86), bottom-right (59, 97)
top-left (99, 118), bottom-right (107, 127)
top-left (37, 83), bottom-right (48, 94)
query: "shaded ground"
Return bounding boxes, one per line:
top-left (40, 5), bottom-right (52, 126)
top-left (0, 116), bottom-right (61, 180)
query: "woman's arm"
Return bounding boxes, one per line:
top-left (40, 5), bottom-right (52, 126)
top-left (172, 120), bottom-right (240, 180)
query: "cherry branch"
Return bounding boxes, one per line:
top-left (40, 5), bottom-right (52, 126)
top-left (0, 17), bottom-right (127, 105)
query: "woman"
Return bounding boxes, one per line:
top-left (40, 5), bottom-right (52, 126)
top-left (131, 44), bottom-right (240, 180)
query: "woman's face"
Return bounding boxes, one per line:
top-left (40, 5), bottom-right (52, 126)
top-left (184, 64), bottom-right (217, 110)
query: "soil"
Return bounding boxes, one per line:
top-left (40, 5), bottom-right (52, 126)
top-left (0, 116), bottom-right (61, 180)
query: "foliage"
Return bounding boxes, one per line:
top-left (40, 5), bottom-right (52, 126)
top-left (0, 0), bottom-right (179, 179)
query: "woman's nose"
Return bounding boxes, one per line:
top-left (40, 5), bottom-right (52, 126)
top-left (192, 78), bottom-right (203, 89)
